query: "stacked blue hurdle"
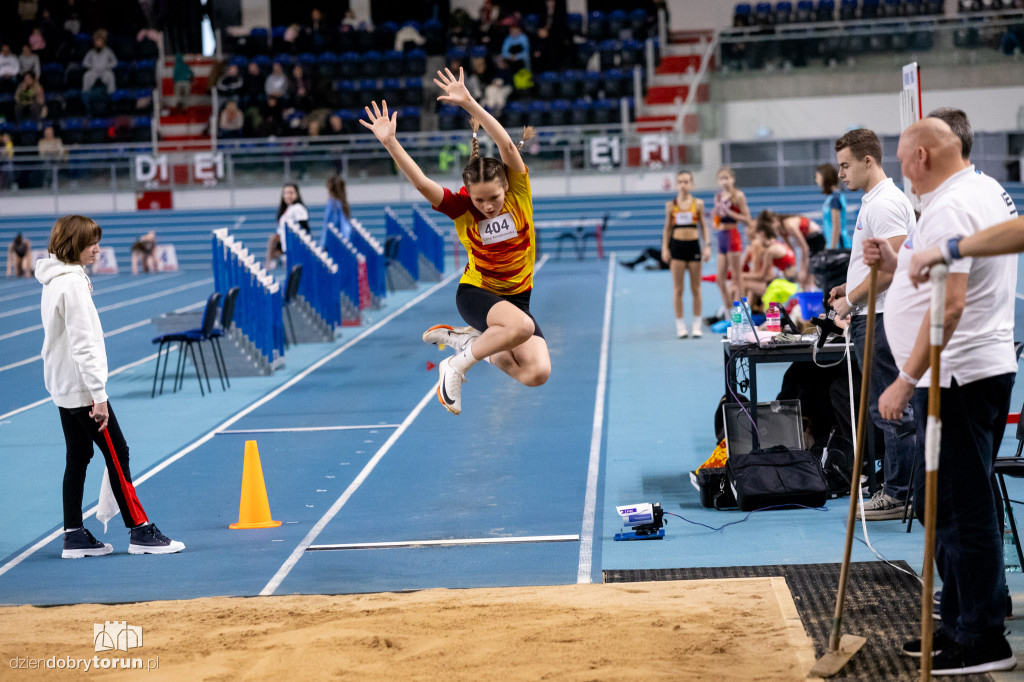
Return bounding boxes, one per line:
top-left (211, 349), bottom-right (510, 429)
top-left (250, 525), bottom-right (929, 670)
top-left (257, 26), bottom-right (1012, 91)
top-left (211, 228), bottom-right (285, 373)
top-left (348, 219), bottom-right (386, 308)
top-left (322, 223), bottom-right (371, 325)
top-left (411, 206), bottom-right (446, 282)
top-left (284, 225), bottom-right (343, 330)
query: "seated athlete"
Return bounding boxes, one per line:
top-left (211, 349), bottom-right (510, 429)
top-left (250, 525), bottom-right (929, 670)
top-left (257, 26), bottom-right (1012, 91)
top-left (361, 67), bottom-right (550, 415)
top-left (740, 214), bottom-right (797, 306)
top-left (758, 210), bottom-right (825, 288)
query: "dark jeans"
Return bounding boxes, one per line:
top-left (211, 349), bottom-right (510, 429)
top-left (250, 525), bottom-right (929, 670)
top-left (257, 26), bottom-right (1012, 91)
top-left (850, 313), bottom-right (916, 498)
top-left (910, 373), bottom-right (1015, 645)
top-left (59, 403), bottom-right (149, 530)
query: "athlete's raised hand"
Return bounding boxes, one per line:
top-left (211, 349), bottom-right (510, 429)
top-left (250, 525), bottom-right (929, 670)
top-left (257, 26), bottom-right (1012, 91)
top-left (434, 67), bottom-right (473, 109)
top-left (359, 101), bottom-right (397, 143)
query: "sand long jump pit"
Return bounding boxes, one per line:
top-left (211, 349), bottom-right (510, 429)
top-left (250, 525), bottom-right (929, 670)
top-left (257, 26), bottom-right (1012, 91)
top-left (1, 578), bottom-right (815, 681)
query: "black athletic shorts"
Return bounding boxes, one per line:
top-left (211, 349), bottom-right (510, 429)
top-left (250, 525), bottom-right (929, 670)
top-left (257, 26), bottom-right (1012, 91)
top-left (456, 283), bottom-right (545, 339)
top-left (669, 238), bottom-right (701, 262)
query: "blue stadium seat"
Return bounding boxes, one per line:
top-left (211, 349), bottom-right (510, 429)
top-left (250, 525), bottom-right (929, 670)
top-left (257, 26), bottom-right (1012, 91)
top-left (570, 98), bottom-right (593, 126)
top-left (469, 45), bottom-right (489, 60)
top-left (629, 8), bottom-right (649, 37)
top-left (567, 13), bottom-right (584, 35)
top-left (297, 53), bottom-right (317, 69)
top-left (522, 14), bottom-right (541, 36)
top-left (608, 9), bottom-right (629, 37)
top-left (813, 0), bottom-right (833, 20)
top-left (861, 0), bottom-right (880, 18)
top-left (592, 98), bottom-right (618, 124)
top-left (382, 50), bottom-right (404, 77)
top-left (502, 100), bottom-right (527, 128)
top-left (588, 11), bottom-right (608, 40)
top-left (62, 89), bottom-right (84, 116)
top-left (447, 46), bottom-right (468, 63)
top-left (620, 38), bottom-right (643, 67)
top-left (41, 63), bottom-right (64, 91)
top-left (381, 77), bottom-right (402, 103)
top-left (229, 55), bottom-right (248, 69)
top-left (397, 106), bottom-right (420, 133)
top-left (338, 109), bottom-right (361, 134)
top-left (438, 104), bottom-right (461, 131)
top-left (402, 77), bottom-right (423, 106)
top-left (404, 49), bottom-right (426, 76)
top-left (132, 116), bottom-right (151, 142)
top-left (582, 70), bottom-right (603, 98)
top-left (536, 71), bottom-right (560, 100)
top-left (755, 2), bottom-right (774, 23)
top-left (335, 79), bottom-right (357, 108)
top-left (558, 70), bottom-right (583, 99)
top-left (527, 100), bottom-right (551, 127)
top-left (249, 27), bottom-right (269, 55)
top-left (111, 89), bottom-right (134, 115)
top-left (60, 116), bottom-right (85, 144)
top-left (776, 1), bottom-right (794, 22)
top-left (339, 52), bottom-right (360, 79)
top-left (421, 18), bottom-right (444, 52)
top-left (16, 119), bottom-right (39, 146)
top-left (113, 62), bottom-right (131, 88)
top-left (603, 68), bottom-right (628, 98)
top-left (132, 59), bottom-right (157, 89)
top-left (734, 3), bottom-right (753, 26)
top-left (840, 0), bottom-right (859, 19)
top-left (359, 78), bottom-right (381, 102)
top-left (316, 52), bottom-right (339, 81)
top-left (272, 53), bottom-right (297, 68)
top-left (271, 25), bottom-right (287, 45)
top-left (86, 117), bottom-right (111, 144)
top-left (64, 63), bottom-right (83, 90)
top-left (72, 33), bottom-right (93, 61)
top-left (44, 91), bottom-right (64, 117)
top-left (548, 99), bottom-right (571, 127)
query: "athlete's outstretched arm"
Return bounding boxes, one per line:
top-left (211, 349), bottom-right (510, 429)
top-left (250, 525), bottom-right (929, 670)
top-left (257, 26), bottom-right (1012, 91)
top-left (907, 215), bottom-right (1024, 286)
top-left (434, 67), bottom-right (526, 175)
top-left (360, 100), bottom-right (444, 207)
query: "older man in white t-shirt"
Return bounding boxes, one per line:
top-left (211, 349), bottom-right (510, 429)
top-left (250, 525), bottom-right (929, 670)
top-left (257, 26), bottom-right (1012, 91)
top-left (866, 118), bottom-right (1018, 675)
top-left (828, 128), bottom-right (916, 520)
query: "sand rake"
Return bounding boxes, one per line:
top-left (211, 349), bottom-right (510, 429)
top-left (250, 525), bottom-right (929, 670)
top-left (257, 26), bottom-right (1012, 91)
top-left (918, 263), bottom-right (948, 681)
top-left (809, 264), bottom-right (877, 678)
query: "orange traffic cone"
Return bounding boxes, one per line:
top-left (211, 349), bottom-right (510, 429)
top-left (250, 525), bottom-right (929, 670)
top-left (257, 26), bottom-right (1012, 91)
top-left (229, 440), bottom-right (282, 529)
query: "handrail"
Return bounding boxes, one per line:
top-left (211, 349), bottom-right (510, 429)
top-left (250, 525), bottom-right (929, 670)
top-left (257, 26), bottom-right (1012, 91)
top-left (673, 31), bottom-right (719, 135)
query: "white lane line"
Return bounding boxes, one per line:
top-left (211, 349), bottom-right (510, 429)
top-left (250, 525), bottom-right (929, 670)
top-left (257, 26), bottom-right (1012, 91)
top-left (261, 385), bottom-right (437, 596)
top-left (0, 278), bottom-right (213, 341)
top-left (0, 300), bottom-right (205, 374)
top-left (218, 425), bottom-right (401, 434)
top-left (0, 274), bottom-right (187, 317)
top-left (576, 253), bottom-right (615, 584)
top-left (308, 535), bottom-right (580, 551)
top-left (0, 271), bottom-right (458, 579)
top-left (0, 345), bottom-right (180, 422)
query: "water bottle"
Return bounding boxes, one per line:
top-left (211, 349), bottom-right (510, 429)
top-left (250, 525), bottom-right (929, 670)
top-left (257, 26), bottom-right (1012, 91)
top-left (766, 302), bottom-right (781, 332)
top-left (730, 302), bottom-right (742, 344)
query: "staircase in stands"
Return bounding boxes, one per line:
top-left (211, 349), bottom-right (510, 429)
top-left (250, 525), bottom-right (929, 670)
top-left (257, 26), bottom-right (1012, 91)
top-left (158, 55), bottom-right (214, 146)
top-left (634, 31), bottom-right (713, 135)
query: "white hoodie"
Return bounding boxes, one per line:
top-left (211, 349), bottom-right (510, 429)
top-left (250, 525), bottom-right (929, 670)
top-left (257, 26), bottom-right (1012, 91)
top-left (36, 256), bottom-right (108, 408)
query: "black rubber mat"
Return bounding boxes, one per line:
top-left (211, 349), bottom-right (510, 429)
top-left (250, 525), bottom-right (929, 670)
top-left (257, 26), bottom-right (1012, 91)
top-left (604, 561), bottom-right (988, 681)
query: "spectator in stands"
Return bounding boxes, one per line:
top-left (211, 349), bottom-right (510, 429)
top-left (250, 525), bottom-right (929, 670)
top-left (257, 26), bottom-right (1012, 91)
top-left (264, 62), bottom-right (288, 99)
top-left (172, 53), bottom-right (193, 114)
top-left (19, 44), bottom-right (40, 78)
top-left (7, 233), bottom-right (34, 278)
top-left (38, 125), bottom-right (65, 161)
top-left (306, 118), bottom-right (322, 138)
top-left (395, 22), bottom-right (427, 52)
top-left (290, 64), bottom-right (311, 111)
top-left (321, 174), bottom-right (352, 246)
top-left (266, 182), bottom-right (309, 269)
top-left (306, 8), bottom-right (333, 51)
top-left (466, 54), bottom-right (493, 100)
top-left (0, 133), bottom-right (13, 189)
top-left (219, 100), bottom-right (244, 138)
top-left (534, 0), bottom-right (568, 72)
top-left (28, 27), bottom-right (46, 54)
top-left (130, 230), bottom-right (158, 274)
top-left (475, 0), bottom-right (502, 46)
top-left (342, 8), bottom-right (373, 32)
top-left (259, 95), bottom-right (285, 137)
top-left (282, 23), bottom-right (302, 52)
top-left (327, 113), bottom-right (343, 135)
top-left (15, 71), bottom-right (45, 122)
top-left (817, 163), bottom-right (849, 249)
top-left (216, 63), bottom-right (243, 101)
top-left (501, 19), bottom-right (531, 72)
top-left (449, 8), bottom-right (473, 47)
top-left (241, 61), bottom-right (263, 109)
top-left (82, 29), bottom-right (117, 95)
top-left (0, 45), bottom-right (20, 93)
top-left (483, 77), bottom-right (511, 113)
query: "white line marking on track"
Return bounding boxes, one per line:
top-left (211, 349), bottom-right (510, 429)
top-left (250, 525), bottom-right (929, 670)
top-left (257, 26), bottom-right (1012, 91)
top-left (577, 253), bottom-right (614, 584)
top-left (217, 425), bottom-right (401, 434)
top-left (0, 300), bottom-right (205, 375)
top-left (0, 278), bottom-right (213, 341)
top-left (0, 271), bottom-right (458, 580)
top-left (260, 384), bottom-right (438, 596)
top-left (308, 535), bottom-right (580, 551)
top-left (0, 274), bottom-right (187, 316)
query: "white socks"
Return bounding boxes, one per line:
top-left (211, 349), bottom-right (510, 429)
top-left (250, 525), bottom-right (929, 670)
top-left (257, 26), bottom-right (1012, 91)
top-left (449, 345), bottom-right (480, 374)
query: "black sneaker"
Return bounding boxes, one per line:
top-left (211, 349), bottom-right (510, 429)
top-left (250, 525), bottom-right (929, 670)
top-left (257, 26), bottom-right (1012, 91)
top-left (929, 635), bottom-right (1016, 675)
top-left (902, 628), bottom-right (955, 657)
top-left (128, 523), bottom-right (185, 555)
top-left (62, 527), bottom-right (113, 559)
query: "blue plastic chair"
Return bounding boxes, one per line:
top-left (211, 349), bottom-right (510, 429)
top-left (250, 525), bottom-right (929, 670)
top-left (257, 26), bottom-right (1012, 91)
top-left (151, 292), bottom-right (224, 397)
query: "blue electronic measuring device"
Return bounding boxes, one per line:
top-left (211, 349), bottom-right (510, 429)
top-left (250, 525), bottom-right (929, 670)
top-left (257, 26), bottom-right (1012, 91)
top-left (614, 502), bottom-right (666, 541)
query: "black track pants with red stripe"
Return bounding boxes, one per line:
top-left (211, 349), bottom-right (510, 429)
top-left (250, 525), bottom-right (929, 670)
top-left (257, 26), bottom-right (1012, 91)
top-left (59, 403), bottom-right (149, 530)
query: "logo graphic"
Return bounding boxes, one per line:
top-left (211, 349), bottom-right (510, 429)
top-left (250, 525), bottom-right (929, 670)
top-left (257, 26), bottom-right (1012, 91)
top-left (94, 622), bottom-right (143, 652)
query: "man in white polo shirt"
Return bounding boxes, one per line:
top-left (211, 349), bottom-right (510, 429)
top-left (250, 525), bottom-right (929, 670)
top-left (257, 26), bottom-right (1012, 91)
top-left (828, 128), bottom-right (916, 520)
top-left (868, 118), bottom-right (1018, 675)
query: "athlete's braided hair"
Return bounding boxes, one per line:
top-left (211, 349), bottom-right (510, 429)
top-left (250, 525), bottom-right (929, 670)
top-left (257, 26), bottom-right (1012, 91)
top-left (461, 119), bottom-right (534, 188)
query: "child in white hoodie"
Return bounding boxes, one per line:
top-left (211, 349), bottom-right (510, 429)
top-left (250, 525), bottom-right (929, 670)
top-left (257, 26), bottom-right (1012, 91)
top-left (38, 215), bottom-right (185, 558)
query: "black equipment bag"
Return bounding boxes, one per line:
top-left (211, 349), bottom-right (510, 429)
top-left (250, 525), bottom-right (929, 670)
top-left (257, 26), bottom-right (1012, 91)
top-left (810, 428), bottom-right (854, 498)
top-left (809, 248), bottom-right (850, 293)
top-left (726, 445), bottom-right (828, 511)
top-left (692, 467), bottom-right (738, 510)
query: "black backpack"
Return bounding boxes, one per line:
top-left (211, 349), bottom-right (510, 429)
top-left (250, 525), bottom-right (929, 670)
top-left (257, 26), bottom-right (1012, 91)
top-left (810, 428), bottom-right (854, 498)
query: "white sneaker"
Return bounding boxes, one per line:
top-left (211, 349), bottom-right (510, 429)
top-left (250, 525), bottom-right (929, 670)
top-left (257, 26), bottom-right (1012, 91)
top-left (675, 319), bottom-right (688, 338)
top-left (692, 320), bottom-right (703, 338)
top-left (436, 356), bottom-right (466, 415)
top-left (422, 324), bottom-right (481, 353)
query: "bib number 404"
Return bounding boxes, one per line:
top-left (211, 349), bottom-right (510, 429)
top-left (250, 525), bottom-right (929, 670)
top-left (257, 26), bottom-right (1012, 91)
top-left (479, 212), bottom-right (517, 245)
